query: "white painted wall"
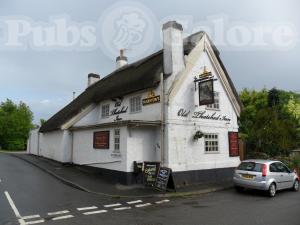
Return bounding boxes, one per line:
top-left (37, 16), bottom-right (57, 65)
top-left (74, 86), bottom-right (161, 127)
top-left (27, 128), bottom-right (39, 155)
top-left (39, 130), bottom-right (72, 163)
top-left (126, 127), bottom-right (161, 172)
top-left (165, 49), bottom-right (240, 172)
top-left (72, 127), bottom-right (127, 171)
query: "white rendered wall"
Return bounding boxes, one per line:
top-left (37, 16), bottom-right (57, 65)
top-left (74, 86), bottom-right (161, 127)
top-left (126, 127), bottom-right (161, 172)
top-left (165, 50), bottom-right (240, 172)
top-left (27, 128), bottom-right (39, 155)
top-left (72, 127), bottom-right (127, 171)
top-left (39, 130), bottom-right (72, 163)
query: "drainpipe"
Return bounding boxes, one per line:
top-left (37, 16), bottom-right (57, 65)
top-left (160, 72), bottom-right (165, 166)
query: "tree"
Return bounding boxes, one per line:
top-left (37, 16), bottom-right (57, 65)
top-left (239, 88), bottom-right (300, 157)
top-left (0, 99), bottom-right (33, 150)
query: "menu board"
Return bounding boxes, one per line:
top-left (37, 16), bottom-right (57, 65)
top-left (93, 131), bottom-right (110, 149)
top-left (155, 167), bottom-right (172, 192)
top-left (228, 132), bottom-right (239, 157)
top-left (143, 162), bottom-right (160, 186)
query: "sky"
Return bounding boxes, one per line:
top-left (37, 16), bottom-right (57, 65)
top-left (0, 0), bottom-right (299, 124)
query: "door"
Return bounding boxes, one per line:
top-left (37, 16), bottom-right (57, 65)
top-left (269, 163), bottom-right (284, 189)
top-left (275, 162), bottom-right (294, 189)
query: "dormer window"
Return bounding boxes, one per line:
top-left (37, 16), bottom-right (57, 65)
top-left (207, 92), bottom-right (219, 110)
top-left (130, 96), bottom-right (142, 113)
top-left (101, 104), bottom-right (110, 118)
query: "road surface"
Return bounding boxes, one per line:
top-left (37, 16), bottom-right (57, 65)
top-left (0, 153), bottom-right (299, 225)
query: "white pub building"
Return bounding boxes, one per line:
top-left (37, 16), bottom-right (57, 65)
top-left (27, 21), bottom-right (243, 187)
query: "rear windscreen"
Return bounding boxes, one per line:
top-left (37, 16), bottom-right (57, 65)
top-left (237, 162), bottom-right (263, 172)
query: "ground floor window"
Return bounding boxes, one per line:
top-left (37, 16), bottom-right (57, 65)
top-left (204, 133), bottom-right (219, 152)
top-left (114, 129), bottom-right (120, 152)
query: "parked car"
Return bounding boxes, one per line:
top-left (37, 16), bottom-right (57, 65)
top-left (233, 159), bottom-right (299, 197)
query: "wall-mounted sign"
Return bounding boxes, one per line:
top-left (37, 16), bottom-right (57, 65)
top-left (110, 106), bottom-right (128, 115)
top-left (177, 108), bottom-right (231, 122)
top-left (93, 131), bottom-right (110, 149)
top-left (228, 132), bottom-right (239, 157)
top-left (199, 79), bottom-right (214, 106)
top-left (142, 90), bottom-right (160, 106)
top-left (192, 110), bottom-right (231, 122)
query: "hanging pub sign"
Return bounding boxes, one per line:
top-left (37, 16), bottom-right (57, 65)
top-left (194, 67), bottom-right (216, 106)
top-left (199, 79), bottom-right (214, 106)
top-left (93, 131), bottom-right (110, 149)
top-left (228, 132), bottom-right (239, 157)
top-left (142, 90), bottom-right (160, 106)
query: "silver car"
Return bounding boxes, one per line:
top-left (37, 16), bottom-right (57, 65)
top-left (233, 159), bottom-right (299, 197)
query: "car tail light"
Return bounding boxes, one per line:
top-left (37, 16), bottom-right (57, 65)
top-left (262, 164), bottom-right (267, 177)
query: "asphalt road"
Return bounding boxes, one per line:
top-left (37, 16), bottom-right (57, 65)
top-left (1, 153), bottom-right (299, 225)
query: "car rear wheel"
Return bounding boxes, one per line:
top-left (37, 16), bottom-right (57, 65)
top-left (268, 183), bottom-right (276, 197)
top-left (292, 179), bottom-right (299, 192)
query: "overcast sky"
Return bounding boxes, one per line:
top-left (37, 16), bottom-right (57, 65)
top-left (0, 0), bottom-right (299, 123)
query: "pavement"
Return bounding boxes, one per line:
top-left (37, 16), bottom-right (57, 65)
top-left (8, 152), bottom-right (233, 198)
top-left (1, 152), bottom-right (300, 225)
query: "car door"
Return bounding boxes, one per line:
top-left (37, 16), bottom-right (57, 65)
top-left (275, 162), bottom-right (293, 189)
top-left (269, 163), bottom-right (283, 189)
top-left (281, 163), bottom-right (295, 189)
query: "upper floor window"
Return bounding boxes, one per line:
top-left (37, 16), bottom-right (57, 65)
top-left (207, 92), bottom-right (219, 110)
top-left (204, 133), bottom-right (219, 152)
top-left (101, 104), bottom-right (110, 118)
top-left (130, 96), bottom-right (142, 113)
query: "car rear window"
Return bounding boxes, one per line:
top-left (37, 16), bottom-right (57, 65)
top-left (237, 162), bottom-right (263, 172)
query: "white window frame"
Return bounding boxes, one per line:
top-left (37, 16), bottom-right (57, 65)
top-left (204, 133), bottom-right (219, 153)
top-left (101, 104), bottom-right (110, 118)
top-left (206, 92), bottom-right (220, 110)
top-left (129, 96), bottom-right (142, 113)
top-left (114, 129), bottom-right (120, 152)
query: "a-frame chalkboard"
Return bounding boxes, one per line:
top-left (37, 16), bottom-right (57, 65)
top-left (155, 167), bottom-right (175, 192)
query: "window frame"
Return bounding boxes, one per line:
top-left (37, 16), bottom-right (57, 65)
top-left (129, 96), bottom-right (142, 114)
top-left (114, 129), bottom-right (120, 152)
top-left (101, 104), bottom-right (110, 118)
top-left (204, 133), bottom-right (219, 153)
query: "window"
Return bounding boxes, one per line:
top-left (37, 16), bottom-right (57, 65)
top-left (204, 134), bottom-right (219, 152)
top-left (130, 96), bottom-right (142, 113)
top-left (101, 104), bottom-right (110, 118)
top-left (207, 92), bottom-right (219, 109)
top-left (114, 129), bottom-right (120, 152)
top-left (237, 162), bottom-right (263, 172)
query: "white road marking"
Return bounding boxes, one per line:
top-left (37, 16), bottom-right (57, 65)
top-left (155, 199), bottom-right (170, 204)
top-left (83, 210), bottom-right (107, 215)
top-left (4, 191), bottom-right (25, 225)
top-left (22, 219), bottom-right (45, 225)
top-left (135, 203), bottom-right (152, 208)
top-left (77, 206), bottom-right (98, 211)
top-left (104, 203), bottom-right (122, 208)
top-left (127, 200), bottom-right (143, 205)
top-left (22, 215), bottom-right (41, 220)
top-left (113, 207), bottom-right (131, 211)
top-left (47, 210), bottom-right (69, 216)
top-left (52, 215), bottom-right (74, 220)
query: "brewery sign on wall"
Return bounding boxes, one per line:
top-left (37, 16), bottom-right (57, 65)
top-left (93, 131), bottom-right (110, 149)
top-left (142, 90), bottom-right (160, 106)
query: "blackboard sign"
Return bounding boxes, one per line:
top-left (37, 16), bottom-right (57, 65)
top-left (155, 167), bottom-right (173, 191)
top-left (143, 162), bottom-right (160, 186)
